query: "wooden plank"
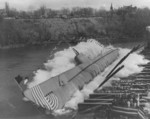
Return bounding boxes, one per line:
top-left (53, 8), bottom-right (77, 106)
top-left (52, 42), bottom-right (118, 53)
top-left (84, 99), bottom-right (113, 103)
top-left (78, 102), bottom-right (112, 112)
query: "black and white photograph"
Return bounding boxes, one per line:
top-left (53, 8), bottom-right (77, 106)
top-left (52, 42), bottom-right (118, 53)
top-left (0, 0), bottom-right (150, 119)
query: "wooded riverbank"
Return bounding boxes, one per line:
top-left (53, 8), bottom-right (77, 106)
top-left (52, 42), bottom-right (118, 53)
top-left (0, 7), bottom-right (150, 49)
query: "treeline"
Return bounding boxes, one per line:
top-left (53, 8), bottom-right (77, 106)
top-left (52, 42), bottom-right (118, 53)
top-left (105, 6), bottom-right (150, 43)
top-left (0, 18), bottom-right (106, 47)
top-left (1, 3), bottom-right (110, 19)
top-left (0, 4), bottom-right (150, 48)
top-left (1, 3), bottom-right (107, 19)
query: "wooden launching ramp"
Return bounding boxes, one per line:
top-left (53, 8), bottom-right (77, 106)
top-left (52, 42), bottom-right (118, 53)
top-left (76, 46), bottom-right (150, 119)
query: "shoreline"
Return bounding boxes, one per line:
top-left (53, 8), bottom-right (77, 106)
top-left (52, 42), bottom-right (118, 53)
top-left (0, 38), bottom-right (146, 50)
top-left (0, 38), bottom-right (148, 50)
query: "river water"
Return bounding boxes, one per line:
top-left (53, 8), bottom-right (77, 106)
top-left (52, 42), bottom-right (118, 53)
top-left (0, 44), bottom-right (69, 119)
top-left (0, 41), bottom-right (145, 119)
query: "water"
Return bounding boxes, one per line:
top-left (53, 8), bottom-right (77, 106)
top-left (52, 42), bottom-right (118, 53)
top-left (0, 44), bottom-right (68, 119)
top-left (0, 40), bottom-right (147, 119)
top-left (25, 40), bottom-right (148, 115)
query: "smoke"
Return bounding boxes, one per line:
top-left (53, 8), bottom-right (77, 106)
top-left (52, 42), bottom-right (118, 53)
top-left (27, 39), bottom-right (149, 115)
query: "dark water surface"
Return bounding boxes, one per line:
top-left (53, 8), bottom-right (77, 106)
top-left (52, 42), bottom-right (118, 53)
top-left (0, 44), bottom-right (69, 119)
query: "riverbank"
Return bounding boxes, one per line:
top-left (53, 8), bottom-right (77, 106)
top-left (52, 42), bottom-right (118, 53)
top-left (0, 39), bottom-right (147, 50)
top-left (0, 17), bottom-right (105, 48)
top-left (0, 16), bottom-right (148, 49)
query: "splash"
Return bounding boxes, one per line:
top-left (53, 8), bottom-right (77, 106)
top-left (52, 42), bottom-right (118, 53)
top-left (64, 49), bottom-right (149, 110)
top-left (28, 47), bottom-right (76, 88)
top-left (115, 48), bottom-right (149, 77)
top-left (27, 39), bottom-right (149, 114)
top-left (28, 39), bottom-right (106, 88)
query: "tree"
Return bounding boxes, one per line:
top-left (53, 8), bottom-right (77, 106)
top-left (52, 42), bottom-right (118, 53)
top-left (47, 9), bottom-right (57, 18)
top-left (116, 5), bottom-right (137, 22)
top-left (5, 2), bottom-right (10, 17)
top-left (0, 15), bottom-right (3, 22)
top-left (95, 9), bottom-right (107, 17)
top-left (39, 5), bottom-right (46, 18)
top-left (33, 5), bottom-right (47, 18)
top-left (60, 8), bottom-right (70, 16)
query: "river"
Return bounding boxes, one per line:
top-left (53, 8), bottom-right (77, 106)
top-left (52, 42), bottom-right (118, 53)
top-left (0, 41), bottom-right (145, 119)
top-left (0, 44), bottom-right (70, 119)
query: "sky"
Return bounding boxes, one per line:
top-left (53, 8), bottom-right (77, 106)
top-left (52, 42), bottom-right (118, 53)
top-left (0, 0), bottom-right (150, 11)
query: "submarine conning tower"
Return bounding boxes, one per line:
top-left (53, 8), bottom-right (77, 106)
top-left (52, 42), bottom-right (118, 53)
top-left (73, 48), bottom-right (91, 64)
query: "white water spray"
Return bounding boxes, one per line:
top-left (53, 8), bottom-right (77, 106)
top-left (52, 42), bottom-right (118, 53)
top-left (28, 39), bottom-right (107, 88)
top-left (64, 48), bottom-right (149, 111)
top-left (27, 39), bottom-right (149, 114)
